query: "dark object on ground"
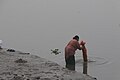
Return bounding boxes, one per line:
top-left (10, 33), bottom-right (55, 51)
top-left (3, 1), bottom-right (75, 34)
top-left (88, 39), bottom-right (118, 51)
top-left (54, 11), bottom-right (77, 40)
top-left (19, 52), bottom-right (30, 55)
top-left (12, 75), bottom-right (24, 80)
top-left (14, 59), bottom-right (27, 63)
top-left (0, 46), bottom-right (2, 49)
top-left (7, 49), bottom-right (15, 52)
top-left (35, 76), bottom-right (40, 79)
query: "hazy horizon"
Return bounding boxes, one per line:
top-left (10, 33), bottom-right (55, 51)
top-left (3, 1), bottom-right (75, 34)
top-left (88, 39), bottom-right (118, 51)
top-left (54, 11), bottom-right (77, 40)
top-left (0, 0), bottom-right (120, 80)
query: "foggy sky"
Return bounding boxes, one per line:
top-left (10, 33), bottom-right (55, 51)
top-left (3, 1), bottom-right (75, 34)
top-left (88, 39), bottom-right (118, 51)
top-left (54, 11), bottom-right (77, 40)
top-left (0, 1), bottom-right (120, 80)
top-left (0, 0), bottom-right (120, 54)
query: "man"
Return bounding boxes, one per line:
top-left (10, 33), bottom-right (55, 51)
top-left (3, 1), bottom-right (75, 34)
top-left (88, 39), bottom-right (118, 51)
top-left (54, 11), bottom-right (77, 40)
top-left (65, 35), bottom-right (87, 70)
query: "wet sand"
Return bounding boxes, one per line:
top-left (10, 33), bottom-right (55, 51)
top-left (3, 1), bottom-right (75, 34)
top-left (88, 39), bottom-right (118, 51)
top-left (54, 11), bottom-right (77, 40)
top-left (0, 48), bottom-right (96, 80)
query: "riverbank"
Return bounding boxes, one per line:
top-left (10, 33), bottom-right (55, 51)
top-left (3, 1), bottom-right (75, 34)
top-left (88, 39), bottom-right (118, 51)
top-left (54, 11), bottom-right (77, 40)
top-left (0, 48), bottom-right (96, 80)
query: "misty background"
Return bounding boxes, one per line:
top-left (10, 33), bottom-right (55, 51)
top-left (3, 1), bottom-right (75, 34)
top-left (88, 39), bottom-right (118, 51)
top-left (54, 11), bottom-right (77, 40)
top-left (0, 0), bottom-right (120, 80)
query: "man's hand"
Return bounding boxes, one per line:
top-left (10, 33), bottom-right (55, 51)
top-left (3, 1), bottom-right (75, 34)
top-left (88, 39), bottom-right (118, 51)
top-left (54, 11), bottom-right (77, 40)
top-left (80, 40), bottom-right (86, 46)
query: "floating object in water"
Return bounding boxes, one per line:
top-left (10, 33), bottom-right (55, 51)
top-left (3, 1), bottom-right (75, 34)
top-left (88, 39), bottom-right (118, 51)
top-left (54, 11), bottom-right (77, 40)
top-left (51, 48), bottom-right (61, 55)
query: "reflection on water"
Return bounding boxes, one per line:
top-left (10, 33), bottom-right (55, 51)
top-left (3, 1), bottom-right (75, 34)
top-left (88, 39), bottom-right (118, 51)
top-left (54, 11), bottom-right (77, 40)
top-left (66, 60), bottom-right (97, 79)
top-left (83, 62), bottom-right (88, 74)
top-left (82, 62), bottom-right (97, 80)
top-left (75, 56), bottom-right (109, 79)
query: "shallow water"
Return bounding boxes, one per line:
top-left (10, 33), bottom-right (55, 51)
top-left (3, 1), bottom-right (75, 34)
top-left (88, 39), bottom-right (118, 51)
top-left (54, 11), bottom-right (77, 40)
top-left (0, 0), bottom-right (120, 80)
top-left (76, 56), bottom-right (109, 65)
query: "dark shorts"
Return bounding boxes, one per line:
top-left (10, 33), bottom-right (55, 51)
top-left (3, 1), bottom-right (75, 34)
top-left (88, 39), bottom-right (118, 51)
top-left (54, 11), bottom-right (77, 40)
top-left (65, 55), bottom-right (75, 70)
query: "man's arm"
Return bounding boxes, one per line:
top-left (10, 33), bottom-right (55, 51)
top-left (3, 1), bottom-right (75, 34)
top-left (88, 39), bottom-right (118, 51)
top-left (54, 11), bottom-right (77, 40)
top-left (76, 41), bottom-right (82, 50)
top-left (80, 41), bottom-right (88, 62)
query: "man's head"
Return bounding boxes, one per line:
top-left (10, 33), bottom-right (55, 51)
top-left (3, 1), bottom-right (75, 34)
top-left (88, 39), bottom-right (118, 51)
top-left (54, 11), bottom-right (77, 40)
top-left (73, 35), bottom-right (79, 41)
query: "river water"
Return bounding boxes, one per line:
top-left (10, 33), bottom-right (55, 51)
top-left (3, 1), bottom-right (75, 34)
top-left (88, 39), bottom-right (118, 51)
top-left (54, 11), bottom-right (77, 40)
top-left (0, 0), bottom-right (120, 80)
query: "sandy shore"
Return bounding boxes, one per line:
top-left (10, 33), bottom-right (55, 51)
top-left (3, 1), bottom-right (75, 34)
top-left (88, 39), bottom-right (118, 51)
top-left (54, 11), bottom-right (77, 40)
top-left (0, 48), bottom-right (96, 80)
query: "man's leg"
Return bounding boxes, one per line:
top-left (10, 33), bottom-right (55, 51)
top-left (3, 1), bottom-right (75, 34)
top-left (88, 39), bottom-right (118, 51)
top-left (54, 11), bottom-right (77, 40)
top-left (65, 55), bottom-right (75, 70)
